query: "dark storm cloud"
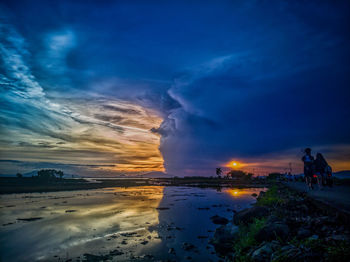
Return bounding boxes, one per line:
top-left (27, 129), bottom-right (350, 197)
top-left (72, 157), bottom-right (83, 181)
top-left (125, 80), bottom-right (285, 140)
top-left (158, 1), bottom-right (350, 175)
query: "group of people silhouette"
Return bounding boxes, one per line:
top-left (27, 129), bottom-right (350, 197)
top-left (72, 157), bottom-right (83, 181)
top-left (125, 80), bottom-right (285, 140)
top-left (302, 148), bottom-right (332, 190)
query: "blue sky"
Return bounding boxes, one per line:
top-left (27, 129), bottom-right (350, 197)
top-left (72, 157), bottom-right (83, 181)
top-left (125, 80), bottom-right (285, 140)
top-left (1, 1), bottom-right (349, 176)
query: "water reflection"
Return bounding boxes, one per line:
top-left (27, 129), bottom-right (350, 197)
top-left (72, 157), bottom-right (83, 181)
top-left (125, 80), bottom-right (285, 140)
top-left (0, 186), bottom-right (264, 261)
top-left (0, 187), bottom-right (164, 261)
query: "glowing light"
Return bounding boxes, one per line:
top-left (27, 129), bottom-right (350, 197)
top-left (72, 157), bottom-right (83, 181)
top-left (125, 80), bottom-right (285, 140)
top-left (226, 189), bottom-right (242, 197)
top-left (229, 161), bottom-right (241, 168)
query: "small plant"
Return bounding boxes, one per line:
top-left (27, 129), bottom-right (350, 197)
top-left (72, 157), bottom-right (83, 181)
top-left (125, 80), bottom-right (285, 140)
top-left (232, 217), bottom-right (267, 262)
top-left (257, 185), bottom-right (283, 206)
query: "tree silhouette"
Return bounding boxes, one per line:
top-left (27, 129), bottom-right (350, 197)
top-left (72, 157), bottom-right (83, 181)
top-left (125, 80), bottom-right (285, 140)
top-left (37, 169), bottom-right (64, 180)
top-left (57, 170), bottom-right (64, 179)
top-left (226, 170), bottom-right (252, 181)
top-left (216, 167), bottom-right (222, 178)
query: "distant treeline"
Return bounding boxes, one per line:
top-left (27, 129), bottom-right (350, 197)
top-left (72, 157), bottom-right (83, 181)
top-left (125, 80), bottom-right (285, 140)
top-left (16, 169), bottom-right (64, 180)
top-left (172, 171), bottom-right (282, 180)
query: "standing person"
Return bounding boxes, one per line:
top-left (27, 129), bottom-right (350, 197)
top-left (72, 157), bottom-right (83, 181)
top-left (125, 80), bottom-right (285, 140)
top-left (314, 153), bottom-right (328, 190)
top-left (288, 172), bottom-right (293, 182)
top-left (302, 148), bottom-right (314, 190)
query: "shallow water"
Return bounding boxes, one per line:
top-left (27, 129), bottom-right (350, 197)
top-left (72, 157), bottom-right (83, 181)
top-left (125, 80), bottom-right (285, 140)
top-left (0, 186), bottom-right (264, 261)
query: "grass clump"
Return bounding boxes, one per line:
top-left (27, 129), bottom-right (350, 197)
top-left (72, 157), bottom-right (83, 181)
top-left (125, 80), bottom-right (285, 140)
top-left (233, 217), bottom-right (267, 262)
top-left (257, 185), bottom-right (283, 206)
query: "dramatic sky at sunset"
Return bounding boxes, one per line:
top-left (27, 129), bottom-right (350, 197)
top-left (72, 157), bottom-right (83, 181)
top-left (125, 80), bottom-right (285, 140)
top-left (1, 1), bottom-right (350, 176)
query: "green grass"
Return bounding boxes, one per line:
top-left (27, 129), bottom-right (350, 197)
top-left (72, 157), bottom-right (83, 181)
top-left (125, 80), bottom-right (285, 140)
top-left (257, 185), bottom-right (283, 206)
top-left (231, 185), bottom-right (281, 261)
top-left (232, 217), bottom-right (267, 262)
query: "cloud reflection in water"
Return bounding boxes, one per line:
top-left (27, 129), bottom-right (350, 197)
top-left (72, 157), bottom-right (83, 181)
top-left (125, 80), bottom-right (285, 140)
top-left (0, 187), bottom-right (164, 261)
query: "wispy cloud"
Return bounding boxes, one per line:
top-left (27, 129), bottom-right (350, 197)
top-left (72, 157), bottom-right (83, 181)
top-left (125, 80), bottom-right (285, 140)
top-left (0, 22), bottom-right (164, 175)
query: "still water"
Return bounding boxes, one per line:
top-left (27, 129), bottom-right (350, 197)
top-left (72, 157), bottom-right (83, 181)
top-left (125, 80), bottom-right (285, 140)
top-left (0, 186), bottom-right (264, 261)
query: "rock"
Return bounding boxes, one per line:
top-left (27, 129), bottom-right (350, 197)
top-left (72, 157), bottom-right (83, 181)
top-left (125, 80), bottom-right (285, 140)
top-left (297, 228), bottom-right (311, 239)
top-left (65, 210), bottom-right (77, 213)
top-left (299, 204), bottom-right (309, 212)
top-left (327, 234), bottom-right (350, 241)
top-left (321, 225), bottom-right (328, 232)
top-left (2, 222), bottom-right (14, 226)
top-left (120, 232), bottom-right (137, 237)
top-left (251, 193), bottom-right (258, 197)
top-left (233, 206), bottom-right (269, 225)
top-left (251, 242), bottom-right (273, 262)
top-left (110, 250), bottom-right (124, 256)
top-left (140, 240), bottom-right (148, 245)
top-left (210, 215), bottom-right (229, 225)
top-left (182, 242), bottom-right (196, 251)
top-left (257, 191), bottom-right (266, 199)
top-left (271, 245), bottom-right (301, 261)
top-left (17, 217), bottom-right (43, 222)
top-left (168, 248), bottom-right (176, 254)
top-left (271, 245), bottom-right (321, 262)
top-left (255, 222), bottom-right (289, 242)
top-left (267, 215), bottom-right (280, 224)
top-left (210, 223), bottom-right (239, 255)
top-left (308, 234), bottom-right (319, 240)
top-left (144, 254), bottom-right (154, 260)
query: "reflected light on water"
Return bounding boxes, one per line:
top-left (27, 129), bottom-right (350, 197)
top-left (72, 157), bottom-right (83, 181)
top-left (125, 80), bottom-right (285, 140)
top-left (224, 188), bottom-right (264, 199)
top-left (0, 186), bottom-right (164, 261)
top-left (0, 186), bottom-right (266, 262)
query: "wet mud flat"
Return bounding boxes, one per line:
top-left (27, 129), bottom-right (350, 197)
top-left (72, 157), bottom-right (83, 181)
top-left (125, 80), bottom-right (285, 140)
top-left (0, 186), bottom-right (264, 261)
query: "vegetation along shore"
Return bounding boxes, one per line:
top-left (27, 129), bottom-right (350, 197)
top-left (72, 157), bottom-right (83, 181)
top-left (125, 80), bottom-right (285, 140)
top-left (0, 169), bottom-right (268, 194)
top-left (210, 184), bottom-right (350, 261)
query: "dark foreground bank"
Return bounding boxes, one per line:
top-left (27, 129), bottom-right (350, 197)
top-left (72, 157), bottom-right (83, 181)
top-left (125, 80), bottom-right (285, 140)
top-left (211, 184), bottom-right (350, 261)
top-left (0, 177), bottom-right (268, 194)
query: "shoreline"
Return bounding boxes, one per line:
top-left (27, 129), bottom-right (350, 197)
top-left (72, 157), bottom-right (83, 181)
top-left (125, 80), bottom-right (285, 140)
top-left (0, 177), bottom-right (268, 194)
top-left (211, 183), bottom-right (350, 261)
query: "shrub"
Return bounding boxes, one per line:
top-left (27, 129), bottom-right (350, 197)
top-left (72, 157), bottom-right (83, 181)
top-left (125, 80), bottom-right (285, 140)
top-left (233, 217), bottom-right (267, 262)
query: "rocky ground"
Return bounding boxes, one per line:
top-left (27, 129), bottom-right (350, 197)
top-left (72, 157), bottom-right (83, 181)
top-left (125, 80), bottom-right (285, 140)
top-left (210, 184), bottom-right (350, 262)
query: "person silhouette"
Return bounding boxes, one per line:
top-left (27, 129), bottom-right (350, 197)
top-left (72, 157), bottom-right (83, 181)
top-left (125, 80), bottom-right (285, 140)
top-left (302, 148), bottom-right (314, 190)
top-left (315, 153), bottom-right (328, 189)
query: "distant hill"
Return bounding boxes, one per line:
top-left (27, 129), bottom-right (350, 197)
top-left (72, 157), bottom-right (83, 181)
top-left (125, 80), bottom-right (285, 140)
top-left (140, 171), bottom-right (174, 178)
top-left (0, 171), bottom-right (36, 177)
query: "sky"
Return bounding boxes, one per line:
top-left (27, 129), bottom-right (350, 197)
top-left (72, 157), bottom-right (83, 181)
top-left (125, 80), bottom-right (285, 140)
top-left (0, 0), bottom-right (350, 177)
